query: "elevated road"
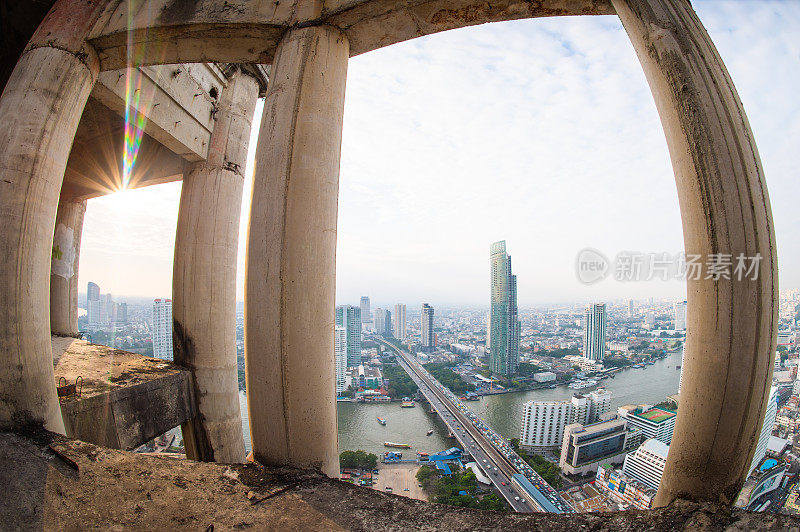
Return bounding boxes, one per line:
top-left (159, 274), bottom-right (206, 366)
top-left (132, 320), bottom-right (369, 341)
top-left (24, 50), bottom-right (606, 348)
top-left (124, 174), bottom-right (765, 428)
top-left (376, 338), bottom-right (572, 513)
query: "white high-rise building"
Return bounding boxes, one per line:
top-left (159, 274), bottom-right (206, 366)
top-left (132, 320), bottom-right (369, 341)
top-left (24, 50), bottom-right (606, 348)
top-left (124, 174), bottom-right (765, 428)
top-left (520, 400), bottom-right (573, 451)
top-left (521, 390), bottom-right (613, 452)
top-left (360, 296), bottom-right (371, 329)
top-left (374, 308), bottom-right (391, 336)
top-left (571, 394), bottom-right (590, 426)
top-left (393, 304), bottom-right (407, 340)
top-left (674, 300), bottom-right (687, 331)
top-left (583, 303), bottom-right (607, 361)
top-left (86, 281), bottom-right (102, 329)
top-left (748, 385), bottom-right (779, 475)
top-left (421, 303), bottom-right (435, 351)
top-left (334, 327), bottom-right (347, 394)
top-left (622, 438), bottom-right (670, 490)
top-left (152, 298), bottom-right (173, 360)
top-left (588, 388), bottom-right (612, 423)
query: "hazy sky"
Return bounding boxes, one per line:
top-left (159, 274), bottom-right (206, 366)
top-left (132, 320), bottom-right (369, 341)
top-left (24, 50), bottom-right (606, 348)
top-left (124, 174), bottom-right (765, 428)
top-left (78, 1), bottom-right (800, 308)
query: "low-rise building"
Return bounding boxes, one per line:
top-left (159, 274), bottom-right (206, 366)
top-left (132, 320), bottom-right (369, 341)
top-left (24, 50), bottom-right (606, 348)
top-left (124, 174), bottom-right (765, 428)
top-left (620, 405), bottom-right (677, 445)
top-left (533, 371), bottom-right (556, 383)
top-left (622, 438), bottom-right (669, 491)
top-left (559, 417), bottom-right (641, 476)
top-left (595, 464), bottom-right (656, 510)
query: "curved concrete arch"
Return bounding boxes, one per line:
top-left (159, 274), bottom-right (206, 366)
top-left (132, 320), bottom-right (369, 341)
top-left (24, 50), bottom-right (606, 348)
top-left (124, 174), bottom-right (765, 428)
top-left (0, 0), bottom-right (775, 507)
top-left (87, 0), bottom-right (614, 70)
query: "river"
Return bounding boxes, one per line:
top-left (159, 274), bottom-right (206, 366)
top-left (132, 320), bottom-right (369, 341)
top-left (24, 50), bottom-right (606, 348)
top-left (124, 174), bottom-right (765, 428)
top-left (239, 350), bottom-right (683, 454)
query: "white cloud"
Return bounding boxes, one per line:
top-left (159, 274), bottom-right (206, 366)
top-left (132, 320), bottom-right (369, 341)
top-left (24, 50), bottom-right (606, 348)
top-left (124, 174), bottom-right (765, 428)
top-left (79, 2), bottom-right (800, 307)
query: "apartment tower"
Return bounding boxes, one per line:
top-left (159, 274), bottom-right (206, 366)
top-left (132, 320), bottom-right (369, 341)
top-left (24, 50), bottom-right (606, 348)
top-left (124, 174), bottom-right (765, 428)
top-left (489, 240), bottom-right (520, 377)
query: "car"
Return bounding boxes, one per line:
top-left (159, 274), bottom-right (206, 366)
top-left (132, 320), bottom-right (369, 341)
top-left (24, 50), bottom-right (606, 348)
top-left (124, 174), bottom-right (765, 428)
top-left (501, 482), bottom-right (506, 486)
top-left (514, 496), bottom-right (520, 501)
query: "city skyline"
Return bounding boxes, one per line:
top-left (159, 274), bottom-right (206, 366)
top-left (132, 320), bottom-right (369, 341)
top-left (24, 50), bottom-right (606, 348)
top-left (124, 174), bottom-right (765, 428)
top-left (77, 2), bottom-right (800, 306)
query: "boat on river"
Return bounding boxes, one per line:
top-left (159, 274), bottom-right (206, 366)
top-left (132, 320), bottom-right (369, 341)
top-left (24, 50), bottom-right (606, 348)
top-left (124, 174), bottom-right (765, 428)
top-left (377, 417), bottom-right (386, 425)
top-left (384, 442), bottom-right (411, 449)
top-left (427, 430), bottom-right (434, 436)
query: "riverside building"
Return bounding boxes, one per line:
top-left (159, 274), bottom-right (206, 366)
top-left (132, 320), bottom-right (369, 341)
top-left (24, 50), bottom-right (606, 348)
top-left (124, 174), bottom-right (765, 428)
top-left (489, 240), bottom-right (520, 377)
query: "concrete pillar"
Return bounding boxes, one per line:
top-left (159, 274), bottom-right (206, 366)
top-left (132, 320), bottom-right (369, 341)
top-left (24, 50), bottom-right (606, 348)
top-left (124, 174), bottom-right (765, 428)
top-left (173, 69), bottom-right (259, 463)
top-left (244, 25), bottom-right (348, 477)
top-left (50, 198), bottom-right (87, 337)
top-left (0, 0), bottom-right (105, 433)
top-left (612, 0), bottom-right (777, 505)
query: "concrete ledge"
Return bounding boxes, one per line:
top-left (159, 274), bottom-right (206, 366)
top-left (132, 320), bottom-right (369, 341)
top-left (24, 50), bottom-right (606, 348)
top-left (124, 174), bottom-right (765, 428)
top-left (2, 431), bottom-right (798, 531)
top-left (52, 338), bottom-right (195, 450)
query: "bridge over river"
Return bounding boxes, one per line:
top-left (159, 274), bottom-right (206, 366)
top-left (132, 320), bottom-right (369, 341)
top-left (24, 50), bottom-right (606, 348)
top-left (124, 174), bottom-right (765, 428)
top-left (375, 337), bottom-right (573, 514)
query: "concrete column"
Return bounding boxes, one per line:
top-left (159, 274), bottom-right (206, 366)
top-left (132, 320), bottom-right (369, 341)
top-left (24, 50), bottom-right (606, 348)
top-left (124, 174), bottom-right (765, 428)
top-left (0, 0), bottom-right (105, 433)
top-left (613, 0), bottom-right (777, 505)
top-left (173, 69), bottom-right (259, 463)
top-left (50, 198), bottom-right (87, 337)
top-left (245, 25), bottom-right (348, 477)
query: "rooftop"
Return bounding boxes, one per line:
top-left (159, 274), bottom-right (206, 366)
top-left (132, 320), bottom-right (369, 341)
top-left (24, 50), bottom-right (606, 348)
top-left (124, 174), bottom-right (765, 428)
top-left (632, 407), bottom-right (677, 424)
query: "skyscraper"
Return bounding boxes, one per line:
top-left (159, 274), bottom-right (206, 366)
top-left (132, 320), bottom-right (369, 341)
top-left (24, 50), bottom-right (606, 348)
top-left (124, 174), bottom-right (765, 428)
top-left (374, 308), bottom-right (391, 336)
top-left (674, 300), bottom-right (687, 331)
top-left (334, 327), bottom-right (347, 394)
top-left (86, 282), bottom-right (101, 329)
top-left (489, 240), bottom-right (519, 377)
top-left (748, 385), bottom-right (779, 475)
top-left (393, 304), bottom-right (407, 340)
top-left (336, 305), bottom-right (362, 367)
top-left (421, 303), bottom-right (435, 352)
top-left (583, 303), bottom-right (607, 361)
top-left (360, 296), bottom-right (371, 330)
top-left (152, 298), bottom-right (173, 360)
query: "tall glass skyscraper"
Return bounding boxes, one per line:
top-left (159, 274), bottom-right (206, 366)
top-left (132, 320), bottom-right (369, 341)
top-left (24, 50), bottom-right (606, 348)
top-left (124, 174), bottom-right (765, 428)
top-left (359, 296), bottom-right (371, 329)
top-left (335, 305), bottom-right (362, 367)
top-left (393, 304), bottom-right (407, 340)
top-left (583, 303), bottom-right (607, 361)
top-left (421, 303), bottom-right (435, 352)
top-left (489, 240), bottom-right (519, 377)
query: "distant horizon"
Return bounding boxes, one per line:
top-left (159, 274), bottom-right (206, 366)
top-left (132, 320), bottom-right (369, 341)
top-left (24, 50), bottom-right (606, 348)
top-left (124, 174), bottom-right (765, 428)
top-left (78, 2), bottom-right (800, 307)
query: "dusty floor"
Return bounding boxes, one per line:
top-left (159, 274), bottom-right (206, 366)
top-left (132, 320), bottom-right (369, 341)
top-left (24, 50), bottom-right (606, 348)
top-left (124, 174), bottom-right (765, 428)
top-left (372, 463), bottom-right (428, 502)
top-left (3, 430), bottom-right (800, 531)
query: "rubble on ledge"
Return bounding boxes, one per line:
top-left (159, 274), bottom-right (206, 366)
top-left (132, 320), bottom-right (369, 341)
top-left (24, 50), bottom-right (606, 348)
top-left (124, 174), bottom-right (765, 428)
top-left (1, 430), bottom-right (798, 531)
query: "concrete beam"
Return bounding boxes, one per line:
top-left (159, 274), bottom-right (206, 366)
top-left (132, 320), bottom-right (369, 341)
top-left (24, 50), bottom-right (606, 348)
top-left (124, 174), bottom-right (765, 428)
top-left (245, 25), bottom-right (349, 477)
top-left (85, 1), bottom-right (613, 70)
top-left (91, 64), bottom-right (224, 162)
top-left (50, 198), bottom-right (86, 336)
top-left (0, 0), bottom-right (104, 433)
top-left (173, 69), bottom-right (259, 464)
top-left (612, 0), bottom-right (777, 506)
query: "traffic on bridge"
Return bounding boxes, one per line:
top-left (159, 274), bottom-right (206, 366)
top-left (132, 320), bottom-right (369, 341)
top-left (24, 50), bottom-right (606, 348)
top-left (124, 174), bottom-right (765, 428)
top-left (376, 337), bottom-right (573, 513)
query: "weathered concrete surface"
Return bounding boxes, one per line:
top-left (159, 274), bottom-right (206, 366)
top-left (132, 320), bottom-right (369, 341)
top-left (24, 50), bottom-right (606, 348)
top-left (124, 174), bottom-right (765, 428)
top-left (50, 198), bottom-right (86, 336)
top-left (60, 98), bottom-right (187, 200)
top-left (92, 63), bottom-right (226, 162)
top-left (2, 431), bottom-right (799, 531)
top-left (0, 0), bottom-right (105, 434)
top-left (86, 0), bottom-right (614, 69)
top-left (245, 25), bottom-right (348, 478)
top-left (53, 338), bottom-right (195, 450)
top-left (173, 69), bottom-right (258, 464)
top-left (612, 0), bottom-right (778, 506)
